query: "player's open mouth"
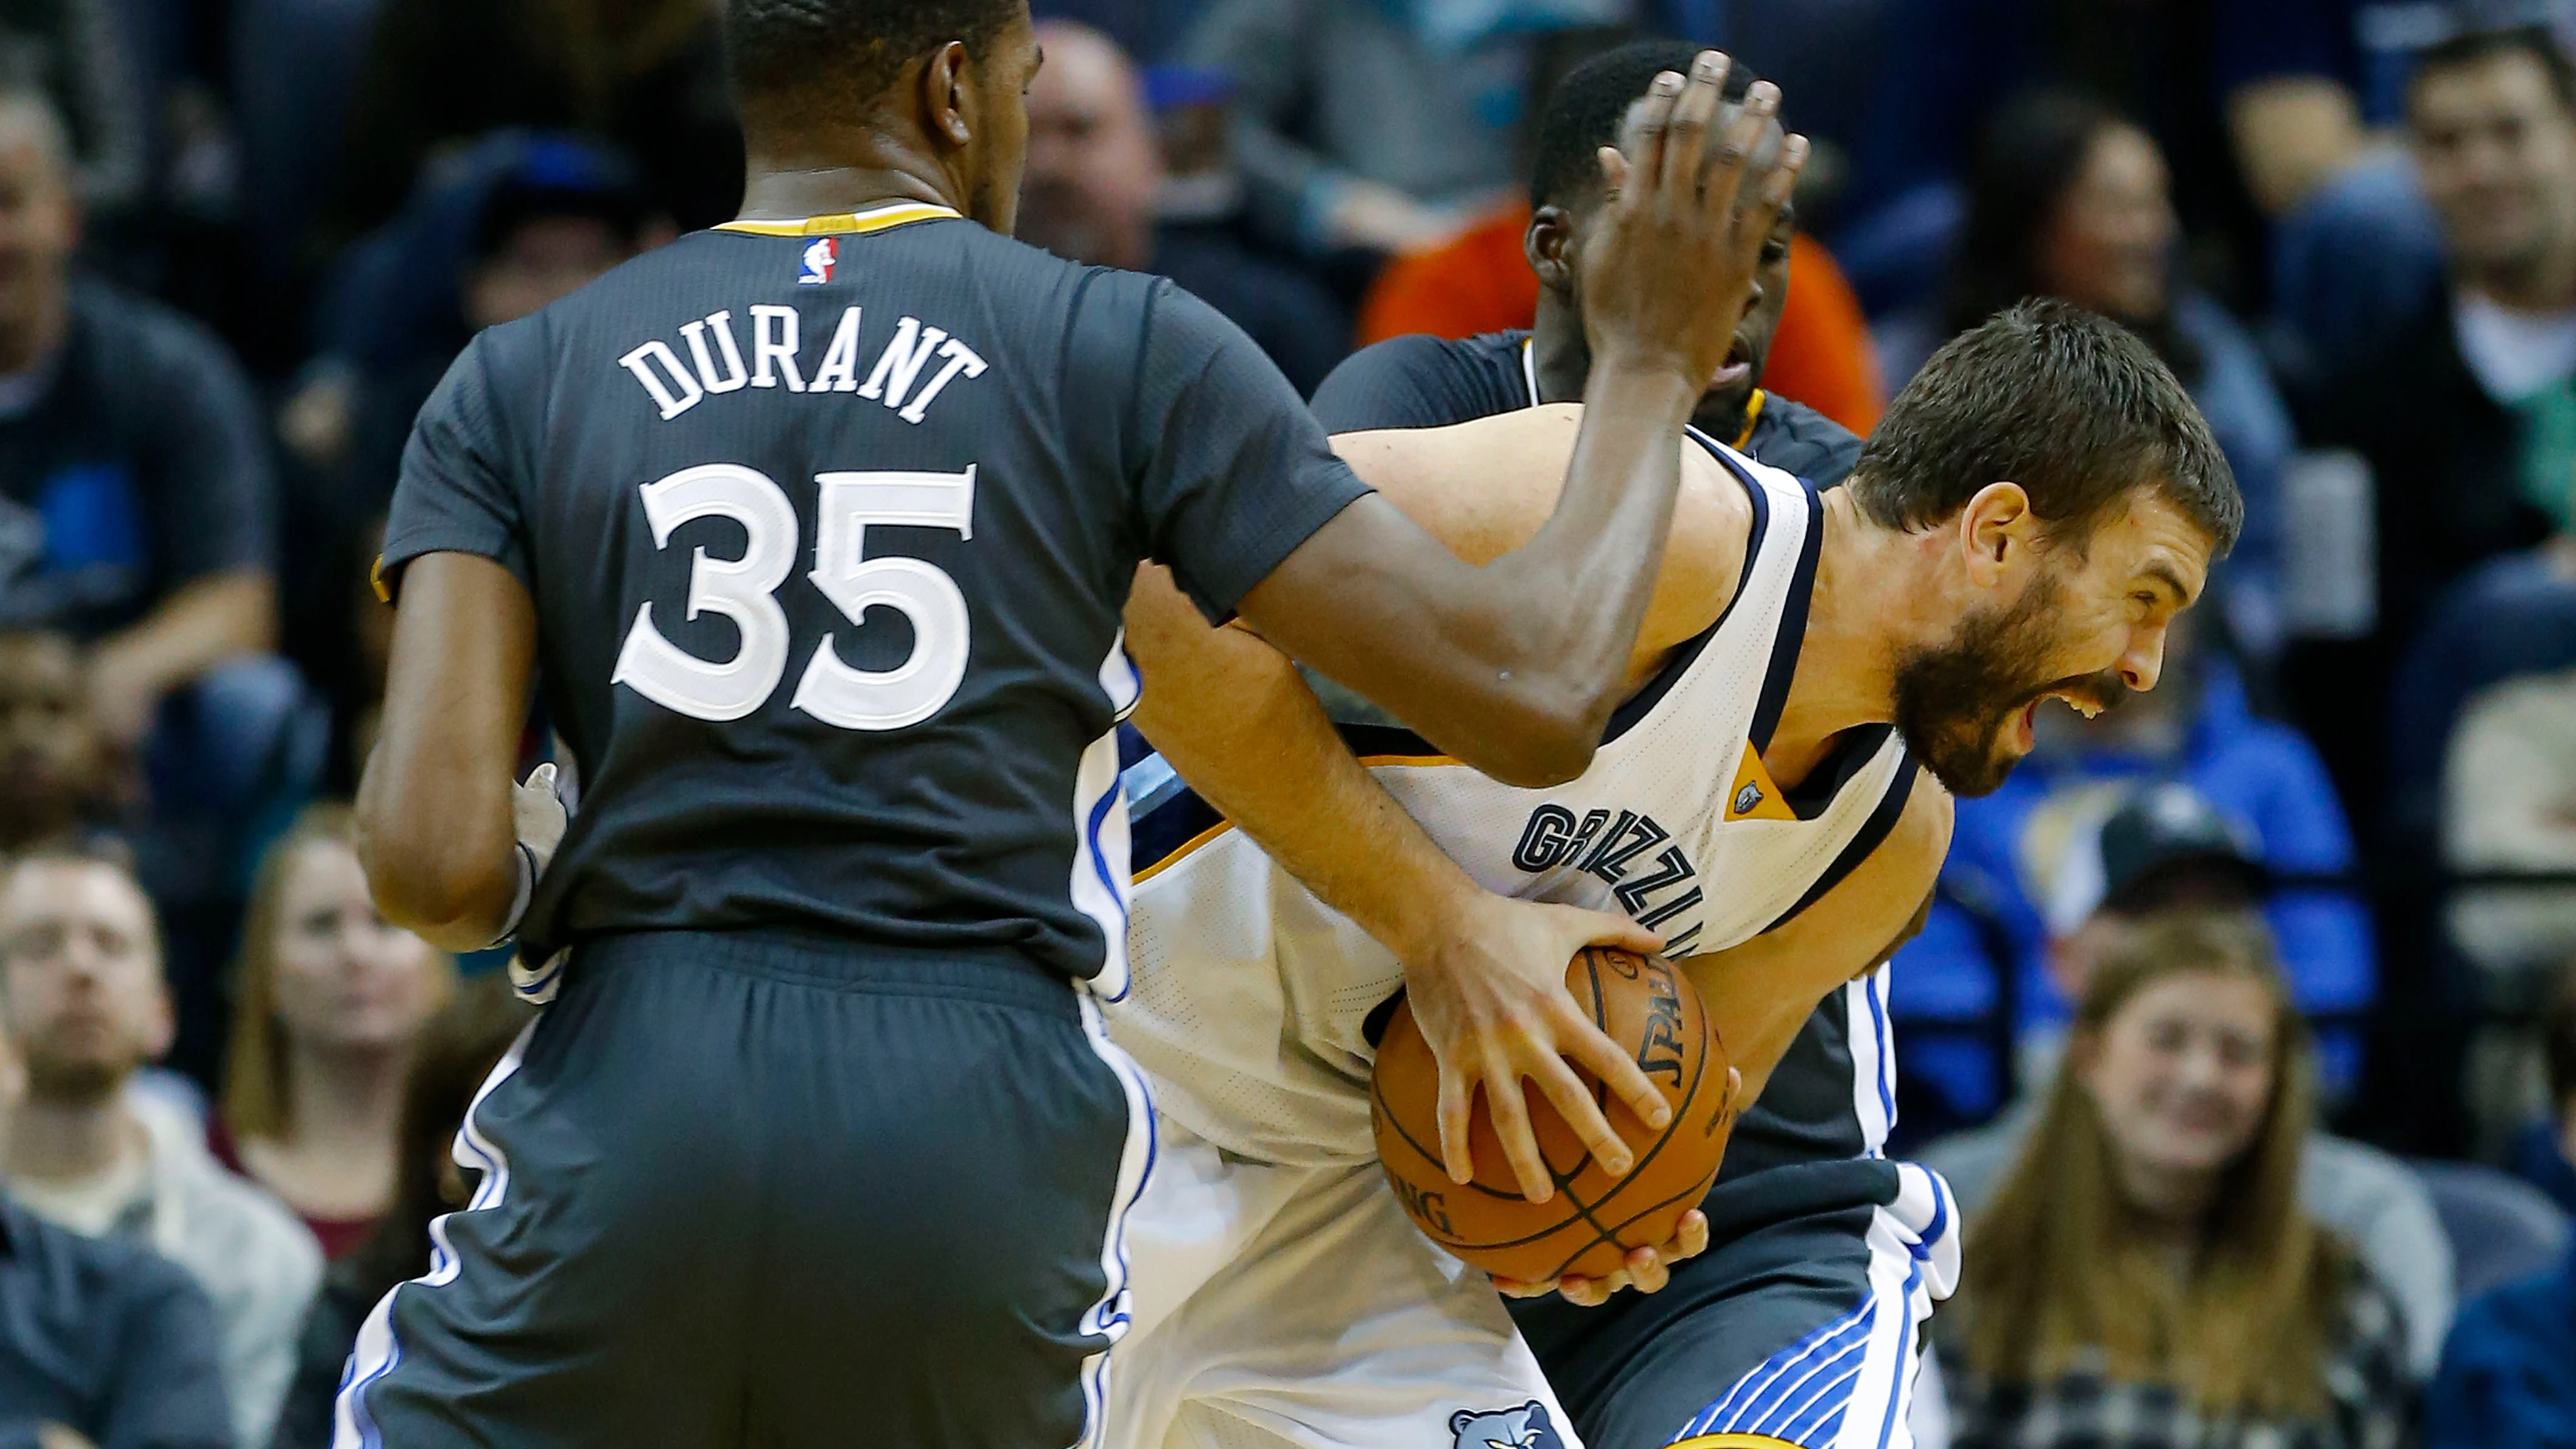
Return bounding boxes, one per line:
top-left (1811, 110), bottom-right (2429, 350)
top-left (1709, 339), bottom-right (1752, 389)
top-left (2042, 688), bottom-right (2107, 721)
top-left (2011, 690), bottom-right (2107, 749)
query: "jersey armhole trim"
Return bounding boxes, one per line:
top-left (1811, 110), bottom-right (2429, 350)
top-left (1598, 436), bottom-right (1774, 747)
top-left (1745, 471), bottom-right (1827, 753)
top-left (1757, 751), bottom-right (1921, 935)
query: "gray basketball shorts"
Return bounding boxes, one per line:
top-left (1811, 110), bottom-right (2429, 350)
top-left (332, 929), bottom-right (1154, 1449)
top-left (1510, 1157), bottom-right (1959, 1449)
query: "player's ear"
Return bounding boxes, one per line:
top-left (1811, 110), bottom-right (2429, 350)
top-left (1525, 205), bottom-right (1578, 292)
top-left (1958, 480), bottom-right (2037, 590)
top-left (921, 40), bottom-right (976, 150)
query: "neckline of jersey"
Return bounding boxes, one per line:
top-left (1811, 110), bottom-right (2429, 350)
top-left (1516, 336), bottom-right (1763, 449)
top-left (716, 201), bottom-right (962, 237)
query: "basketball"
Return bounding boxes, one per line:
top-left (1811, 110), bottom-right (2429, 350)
top-left (1370, 948), bottom-right (1735, 1283)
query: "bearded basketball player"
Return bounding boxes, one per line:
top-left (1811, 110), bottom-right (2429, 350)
top-left (1100, 297), bottom-right (2239, 1449)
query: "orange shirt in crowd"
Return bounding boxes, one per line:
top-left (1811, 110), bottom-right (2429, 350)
top-left (1355, 203), bottom-right (1884, 437)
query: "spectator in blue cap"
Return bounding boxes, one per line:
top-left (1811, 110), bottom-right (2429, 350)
top-left (277, 133), bottom-right (657, 791)
top-left (1892, 609), bottom-right (2374, 1120)
top-left (1922, 781), bottom-right (2457, 1381)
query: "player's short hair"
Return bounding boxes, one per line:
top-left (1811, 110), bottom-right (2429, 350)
top-left (1527, 39), bottom-right (1757, 210)
top-left (2411, 24), bottom-right (2576, 116)
top-left (1850, 298), bottom-right (2242, 554)
top-left (0, 837), bottom-right (152, 965)
top-left (726, 0), bottom-right (1023, 123)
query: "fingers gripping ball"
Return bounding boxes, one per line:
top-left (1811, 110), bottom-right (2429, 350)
top-left (1371, 948), bottom-right (1735, 1282)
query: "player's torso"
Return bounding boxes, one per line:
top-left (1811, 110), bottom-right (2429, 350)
top-left (500, 209), bottom-right (1147, 976)
top-left (1113, 445), bottom-right (1914, 1164)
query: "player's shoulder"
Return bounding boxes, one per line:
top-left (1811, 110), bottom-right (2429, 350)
top-left (1311, 330), bottom-right (1528, 433)
top-left (1743, 393), bottom-right (1864, 488)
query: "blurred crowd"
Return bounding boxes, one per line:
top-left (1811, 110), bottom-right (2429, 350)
top-left (0, 0), bottom-right (2572, 1445)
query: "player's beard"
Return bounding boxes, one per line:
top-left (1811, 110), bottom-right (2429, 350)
top-left (1890, 571), bottom-right (2119, 798)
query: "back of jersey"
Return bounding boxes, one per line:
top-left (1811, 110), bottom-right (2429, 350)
top-left (380, 203), bottom-right (1365, 984)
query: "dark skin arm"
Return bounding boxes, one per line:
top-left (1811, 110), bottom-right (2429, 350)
top-left (1233, 59), bottom-right (1804, 788)
top-left (357, 54), bottom-right (1802, 951)
top-left (354, 553), bottom-right (535, 948)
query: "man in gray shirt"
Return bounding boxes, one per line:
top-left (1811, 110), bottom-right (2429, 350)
top-left (0, 990), bottom-right (229, 1448)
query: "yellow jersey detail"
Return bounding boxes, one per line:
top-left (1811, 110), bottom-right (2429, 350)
top-left (1732, 389), bottom-right (1766, 449)
top-left (715, 202), bottom-right (961, 237)
top-left (1669, 1435), bottom-right (1809, 1449)
top-left (1132, 820), bottom-right (1234, 884)
top-left (1726, 742), bottom-right (1797, 822)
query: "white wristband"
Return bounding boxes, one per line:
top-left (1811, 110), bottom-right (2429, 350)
top-left (486, 842), bottom-right (537, 949)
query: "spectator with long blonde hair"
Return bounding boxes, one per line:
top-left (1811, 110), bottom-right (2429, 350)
top-left (1941, 912), bottom-right (2414, 1448)
top-left (214, 805), bottom-right (452, 1259)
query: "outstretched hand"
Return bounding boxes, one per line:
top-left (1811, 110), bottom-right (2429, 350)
top-left (1400, 893), bottom-right (1675, 1204)
top-left (1578, 51), bottom-right (1808, 390)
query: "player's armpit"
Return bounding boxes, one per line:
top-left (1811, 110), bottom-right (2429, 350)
top-left (1675, 772), bottom-right (1951, 1105)
top-left (354, 551), bottom-right (538, 951)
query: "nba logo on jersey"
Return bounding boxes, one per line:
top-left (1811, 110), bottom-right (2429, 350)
top-left (1449, 1403), bottom-right (1564, 1449)
top-left (799, 236), bottom-right (838, 285)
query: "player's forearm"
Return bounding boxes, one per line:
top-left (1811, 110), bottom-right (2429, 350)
top-left (1237, 364), bottom-right (1699, 786)
top-left (1374, 356), bottom-right (1700, 775)
top-left (1477, 352), bottom-right (1706, 700)
top-left (354, 553), bottom-right (536, 951)
top-left (1127, 569), bottom-right (1483, 961)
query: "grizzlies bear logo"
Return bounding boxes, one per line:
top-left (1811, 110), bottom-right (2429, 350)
top-left (1449, 1402), bottom-right (1566, 1449)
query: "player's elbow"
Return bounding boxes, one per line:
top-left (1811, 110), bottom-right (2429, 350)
top-left (1455, 676), bottom-right (1608, 787)
top-left (354, 803), bottom-right (509, 952)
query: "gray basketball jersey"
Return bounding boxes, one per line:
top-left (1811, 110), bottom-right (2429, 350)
top-left (380, 202), bottom-right (1370, 982)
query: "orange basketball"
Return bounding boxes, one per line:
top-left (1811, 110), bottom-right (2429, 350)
top-left (1371, 948), bottom-right (1735, 1283)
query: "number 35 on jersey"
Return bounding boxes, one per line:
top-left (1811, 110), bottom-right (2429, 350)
top-left (611, 462), bottom-right (976, 731)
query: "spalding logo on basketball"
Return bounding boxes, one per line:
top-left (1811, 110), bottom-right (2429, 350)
top-left (1370, 947), bottom-right (1734, 1283)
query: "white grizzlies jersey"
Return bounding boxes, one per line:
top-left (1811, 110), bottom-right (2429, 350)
top-left (1107, 438), bottom-right (1918, 1167)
